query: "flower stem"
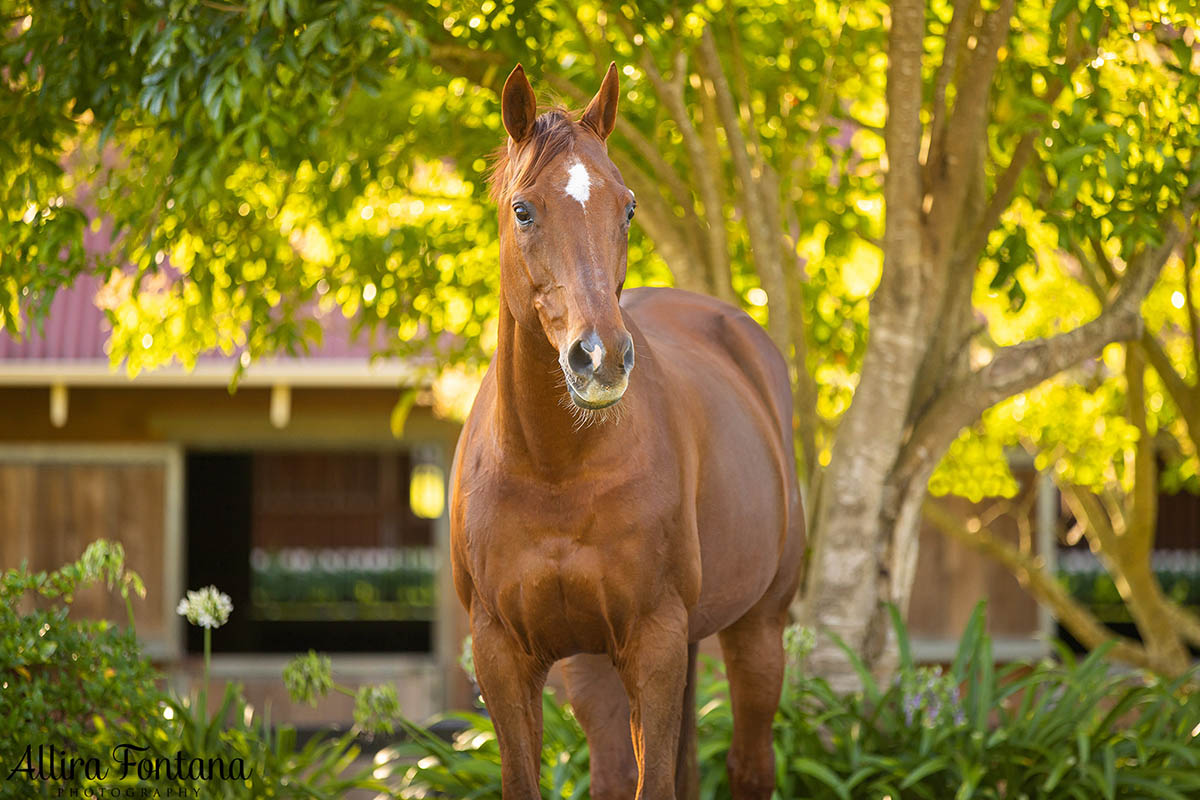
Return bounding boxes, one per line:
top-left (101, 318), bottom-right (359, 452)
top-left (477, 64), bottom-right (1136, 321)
top-left (202, 626), bottom-right (211, 721)
top-left (125, 595), bottom-right (137, 637)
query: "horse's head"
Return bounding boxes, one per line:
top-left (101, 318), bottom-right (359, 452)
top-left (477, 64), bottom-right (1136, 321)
top-left (491, 63), bottom-right (636, 410)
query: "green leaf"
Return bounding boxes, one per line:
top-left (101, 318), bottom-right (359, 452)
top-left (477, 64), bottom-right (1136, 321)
top-left (245, 45), bottom-right (265, 78)
top-left (886, 603), bottom-right (912, 673)
top-left (1050, 0), bottom-right (1076, 25)
top-left (899, 757), bottom-right (950, 789)
top-left (1103, 151), bottom-right (1124, 184)
top-left (950, 601), bottom-right (986, 682)
top-left (299, 19), bottom-right (330, 57)
top-left (826, 630), bottom-right (880, 703)
top-left (1043, 753), bottom-right (1076, 792)
top-left (1052, 143), bottom-right (1096, 170)
top-left (972, 634), bottom-right (993, 735)
top-left (390, 388), bottom-right (419, 437)
top-left (791, 757), bottom-right (850, 800)
top-left (201, 75), bottom-right (224, 121)
top-left (269, 0), bottom-right (287, 28)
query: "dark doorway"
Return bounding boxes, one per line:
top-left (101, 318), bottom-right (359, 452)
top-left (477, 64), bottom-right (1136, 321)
top-left (185, 449), bottom-right (436, 653)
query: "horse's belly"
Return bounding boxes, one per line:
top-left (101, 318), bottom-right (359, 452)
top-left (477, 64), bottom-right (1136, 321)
top-left (688, 427), bottom-right (792, 638)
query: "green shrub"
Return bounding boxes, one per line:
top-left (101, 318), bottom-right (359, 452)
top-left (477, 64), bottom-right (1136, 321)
top-left (708, 603), bottom-right (1200, 799)
top-left (390, 603), bottom-right (1200, 800)
top-left (0, 541), bottom-right (164, 798)
top-left (0, 542), bottom-right (389, 799)
top-left (153, 681), bottom-right (387, 800)
top-left (379, 693), bottom-right (591, 799)
top-left (1058, 550), bottom-right (1200, 624)
top-left (13, 544), bottom-right (1193, 799)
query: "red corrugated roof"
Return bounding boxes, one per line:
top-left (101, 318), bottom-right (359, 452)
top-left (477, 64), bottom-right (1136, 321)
top-left (2, 146), bottom-right (430, 380)
top-left (0, 275), bottom-right (109, 361)
top-left (0, 274), bottom-right (390, 364)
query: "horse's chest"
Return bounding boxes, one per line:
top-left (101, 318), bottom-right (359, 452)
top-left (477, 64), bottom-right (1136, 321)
top-left (491, 539), bottom-right (636, 656)
top-left (459, 478), bottom-right (679, 656)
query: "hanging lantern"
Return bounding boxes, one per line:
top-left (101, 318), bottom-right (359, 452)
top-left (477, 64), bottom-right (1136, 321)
top-left (409, 462), bottom-right (445, 520)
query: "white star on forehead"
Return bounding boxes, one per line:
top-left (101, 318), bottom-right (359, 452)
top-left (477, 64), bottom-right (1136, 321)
top-left (564, 160), bottom-right (591, 208)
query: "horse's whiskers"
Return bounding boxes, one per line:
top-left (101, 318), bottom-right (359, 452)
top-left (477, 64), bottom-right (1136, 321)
top-left (556, 391), bottom-right (626, 431)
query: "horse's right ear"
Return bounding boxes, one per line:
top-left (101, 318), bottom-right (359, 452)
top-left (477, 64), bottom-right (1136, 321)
top-left (581, 62), bottom-right (619, 141)
top-left (501, 64), bottom-right (537, 144)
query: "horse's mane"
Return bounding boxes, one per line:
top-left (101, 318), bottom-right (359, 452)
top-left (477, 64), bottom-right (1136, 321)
top-left (488, 108), bottom-right (580, 205)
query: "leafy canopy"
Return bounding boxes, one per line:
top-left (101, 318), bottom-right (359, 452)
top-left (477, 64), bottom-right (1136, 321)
top-left (2, 0), bottom-right (1199, 505)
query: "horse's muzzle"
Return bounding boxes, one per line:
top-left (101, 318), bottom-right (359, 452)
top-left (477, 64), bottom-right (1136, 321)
top-left (561, 329), bottom-right (633, 409)
top-left (565, 377), bottom-right (627, 409)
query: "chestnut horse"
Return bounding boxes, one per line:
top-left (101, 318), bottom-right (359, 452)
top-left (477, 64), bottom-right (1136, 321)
top-left (449, 63), bottom-right (805, 800)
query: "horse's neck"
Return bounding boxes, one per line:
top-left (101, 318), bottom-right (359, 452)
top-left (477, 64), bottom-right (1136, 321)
top-left (493, 300), bottom-right (600, 471)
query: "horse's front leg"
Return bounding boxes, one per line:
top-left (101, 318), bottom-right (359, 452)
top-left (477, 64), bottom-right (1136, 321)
top-left (615, 598), bottom-right (690, 800)
top-left (470, 605), bottom-right (548, 799)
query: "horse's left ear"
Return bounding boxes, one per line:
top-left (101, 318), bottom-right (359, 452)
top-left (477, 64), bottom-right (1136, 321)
top-left (581, 62), bottom-right (619, 141)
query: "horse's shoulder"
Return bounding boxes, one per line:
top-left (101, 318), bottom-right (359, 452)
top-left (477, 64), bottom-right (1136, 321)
top-left (623, 286), bottom-right (788, 389)
top-left (622, 286), bottom-right (792, 453)
top-left (624, 286), bottom-right (769, 340)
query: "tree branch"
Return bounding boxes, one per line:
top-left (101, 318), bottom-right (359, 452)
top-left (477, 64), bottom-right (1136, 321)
top-left (926, 0), bottom-right (1014, 260)
top-left (956, 133), bottom-right (1035, 263)
top-left (696, 25), bottom-right (790, 348)
top-left (923, 500), bottom-right (1157, 672)
top-left (906, 0), bottom-right (1016, 419)
top-left (1184, 243), bottom-right (1200, 379)
top-left (725, 46), bottom-right (819, 475)
top-left (1062, 478), bottom-right (1190, 674)
top-left (1067, 238), bottom-right (1110, 298)
top-left (609, 152), bottom-right (709, 294)
top-left (802, 0), bottom-right (929, 687)
top-left (1165, 601), bottom-right (1200, 649)
top-left (1072, 232), bottom-right (1200, 451)
top-left (613, 16), bottom-right (730, 298)
top-left (880, 0), bottom-right (926, 286)
top-left (1125, 346), bottom-right (1157, 560)
top-left (556, 0), bottom-right (610, 73)
top-left (894, 219), bottom-right (1191, 492)
top-left (1140, 331), bottom-right (1200, 433)
top-left (926, 0), bottom-right (978, 171)
top-left (1073, 214), bottom-right (1200, 456)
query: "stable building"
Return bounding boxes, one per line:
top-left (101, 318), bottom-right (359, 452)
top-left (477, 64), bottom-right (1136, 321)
top-left (0, 274), bottom-right (471, 725)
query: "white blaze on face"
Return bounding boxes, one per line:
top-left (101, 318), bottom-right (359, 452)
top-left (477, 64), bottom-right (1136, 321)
top-left (564, 160), bottom-right (592, 209)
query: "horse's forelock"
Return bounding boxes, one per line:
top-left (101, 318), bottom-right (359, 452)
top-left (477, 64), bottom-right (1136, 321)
top-left (487, 109), bottom-right (579, 205)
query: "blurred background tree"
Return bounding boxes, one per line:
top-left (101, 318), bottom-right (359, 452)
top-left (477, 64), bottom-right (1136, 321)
top-left (2, 0), bottom-right (1198, 684)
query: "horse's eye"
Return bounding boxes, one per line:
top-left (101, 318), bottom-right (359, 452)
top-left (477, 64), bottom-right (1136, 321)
top-left (513, 202), bottom-right (534, 226)
top-left (625, 202), bottom-right (636, 223)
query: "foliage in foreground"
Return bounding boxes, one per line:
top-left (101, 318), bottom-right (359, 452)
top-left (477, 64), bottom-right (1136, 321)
top-left (0, 541), bottom-right (160, 786)
top-left (0, 542), bottom-right (385, 799)
top-left (391, 604), bottom-right (1200, 800)
top-left (6, 544), bottom-right (1199, 799)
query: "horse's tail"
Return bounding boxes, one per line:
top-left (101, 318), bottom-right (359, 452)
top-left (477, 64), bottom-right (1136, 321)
top-left (675, 641), bottom-right (700, 800)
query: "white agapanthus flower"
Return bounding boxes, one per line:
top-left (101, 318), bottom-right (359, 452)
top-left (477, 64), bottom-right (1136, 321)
top-left (176, 585), bottom-right (233, 629)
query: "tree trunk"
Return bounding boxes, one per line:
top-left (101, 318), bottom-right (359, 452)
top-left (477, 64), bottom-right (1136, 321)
top-left (797, 0), bottom-right (1183, 688)
top-left (798, 0), bottom-right (931, 692)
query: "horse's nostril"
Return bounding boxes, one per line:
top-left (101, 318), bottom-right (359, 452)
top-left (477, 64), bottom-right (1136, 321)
top-left (620, 334), bottom-right (635, 373)
top-left (567, 336), bottom-right (596, 377)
